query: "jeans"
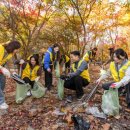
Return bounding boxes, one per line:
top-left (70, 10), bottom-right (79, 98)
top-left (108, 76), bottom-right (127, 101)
top-left (64, 76), bottom-right (89, 98)
top-left (0, 74), bottom-right (6, 105)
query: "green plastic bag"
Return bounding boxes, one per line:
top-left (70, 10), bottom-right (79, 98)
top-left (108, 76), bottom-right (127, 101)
top-left (31, 82), bottom-right (45, 98)
top-left (55, 62), bottom-right (60, 78)
top-left (101, 88), bottom-right (119, 116)
top-left (57, 78), bottom-right (64, 100)
top-left (16, 83), bottom-right (31, 104)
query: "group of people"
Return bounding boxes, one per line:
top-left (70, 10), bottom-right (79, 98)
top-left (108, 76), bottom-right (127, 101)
top-left (0, 41), bottom-right (130, 111)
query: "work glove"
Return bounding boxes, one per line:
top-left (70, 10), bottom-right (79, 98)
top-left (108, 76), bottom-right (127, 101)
top-left (19, 59), bottom-right (25, 64)
top-left (110, 82), bottom-right (123, 89)
top-left (1, 67), bottom-right (11, 77)
top-left (60, 75), bottom-right (70, 80)
top-left (35, 77), bottom-right (40, 82)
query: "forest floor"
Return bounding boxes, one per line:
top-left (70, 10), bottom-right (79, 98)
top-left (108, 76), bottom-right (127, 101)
top-left (0, 64), bottom-right (130, 130)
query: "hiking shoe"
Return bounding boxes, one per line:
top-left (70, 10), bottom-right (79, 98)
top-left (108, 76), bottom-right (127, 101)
top-left (66, 96), bottom-right (73, 103)
top-left (77, 94), bottom-right (85, 101)
top-left (0, 102), bottom-right (9, 109)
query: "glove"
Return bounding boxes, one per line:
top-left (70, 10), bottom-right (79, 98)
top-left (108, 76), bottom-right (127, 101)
top-left (60, 75), bottom-right (70, 80)
top-left (110, 82), bottom-right (123, 89)
top-left (35, 77), bottom-right (40, 82)
top-left (19, 59), bottom-right (25, 64)
top-left (1, 67), bottom-right (11, 77)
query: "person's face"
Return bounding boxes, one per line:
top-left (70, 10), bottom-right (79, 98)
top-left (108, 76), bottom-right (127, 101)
top-left (30, 57), bottom-right (36, 66)
top-left (54, 47), bottom-right (59, 53)
top-left (70, 54), bottom-right (79, 63)
top-left (113, 54), bottom-right (122, 64)
top-left (13, 49), bottom-right (19, 54)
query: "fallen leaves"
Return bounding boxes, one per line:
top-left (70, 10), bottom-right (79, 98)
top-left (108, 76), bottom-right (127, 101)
top-left (102, 123), bottom-right (111, 130)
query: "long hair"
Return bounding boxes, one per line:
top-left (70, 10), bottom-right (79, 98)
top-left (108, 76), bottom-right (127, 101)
top-left (114, 48), bottom-right (128, 60)
top-left (29, 54), bottom-right (39, 67)
top-left (4, 41), bottom-right (21, 53)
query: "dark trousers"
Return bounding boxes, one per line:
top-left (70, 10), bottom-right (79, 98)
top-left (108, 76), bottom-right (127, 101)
top-left (23, 77), bottom-right (35, 88)
top-left (64, 75), bottom-right (89, 97)
top-left (102, 82), bottom-right (130, 105)
top-left (44, 66), bottom-right (53, 89)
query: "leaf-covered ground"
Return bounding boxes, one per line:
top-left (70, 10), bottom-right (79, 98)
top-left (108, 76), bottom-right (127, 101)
top-left (0, 64), bottom-right (130, 130)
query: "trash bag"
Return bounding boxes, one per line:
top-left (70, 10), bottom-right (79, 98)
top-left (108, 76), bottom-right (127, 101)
top-left (101, 88), bottom-right (119, 116)
top-left (55, 61), bottom-right (60, 78)
top-left (16, 83), bottom-right (31, 104)
top-left (57, 78), bottom-right (64, 100)
top-left (31, 82), bottom-right (45, 98)
top-left (71, 114), bottom-right (90, 130)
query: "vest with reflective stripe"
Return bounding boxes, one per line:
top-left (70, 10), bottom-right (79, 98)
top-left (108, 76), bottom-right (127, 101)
top-left (72, 60), bottom-right (90, 81)
top-left (83, 51), bottom-right (92, 62)
top-left (22, 63), bottom-right (40, 81)
top-left (65, 55), bottom-right (70, 63)
top-left (110, 61), bottom-right (130, 82)
top-left (0, 45), bottom-right (13, 66)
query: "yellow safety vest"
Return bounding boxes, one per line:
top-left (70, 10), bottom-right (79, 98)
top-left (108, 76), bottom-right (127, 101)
top-left (65, 55), bottom-right (70, 63)
top-left (72, 60), bottom-right (90, 81)
top-left (110, 61), bottom-right (130, 82)
top-left (22, 63), bottom-right (40, 81)
top-left (83, 51), bottom-right (92, 62)
top-left (0, 45), bottom-right (13, 66)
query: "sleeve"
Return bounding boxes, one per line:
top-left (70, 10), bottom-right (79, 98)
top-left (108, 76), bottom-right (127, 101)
top-left (37, 67), bottom-right (42, 76)
top-left (69, 60), bottom-right (88, 78)
top-left (119, 66), bottom-right (130, 86)
top-left (43, 52), bottom-right (51, 70)
top-left (21, 63), bottom-right (27, 70)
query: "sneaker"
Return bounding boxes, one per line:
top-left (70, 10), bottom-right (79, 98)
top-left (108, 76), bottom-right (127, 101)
top-left (77, 94), bottom-right (85, 101)
top-left (0, 102), bottom-right (9, 109)
top-left (66, 96), bottom-right (73, 103)
top-left (27, 90), bottom-right (32, 96)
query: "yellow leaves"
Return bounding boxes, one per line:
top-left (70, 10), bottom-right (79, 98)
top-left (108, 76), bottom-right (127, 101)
top-left (119, 13), bottom-right (130, 24)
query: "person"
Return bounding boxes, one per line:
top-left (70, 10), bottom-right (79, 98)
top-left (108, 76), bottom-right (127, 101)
top-left (83, 47), bottom-right (98, 63)
top-left (97, 48), bottom-right (130, 109)
top-left (43, 44), bottom-right (60, 90)
top-left (60, 51), bottom-right (90, 102)
top-left (20, 54), bottom-right (42, 95)
top-left (103, 47), bottom-right (115, 68)
top-left (0, 41), bottom-right (21, 109)
top-left (59, 54), bottom-right (70, 74)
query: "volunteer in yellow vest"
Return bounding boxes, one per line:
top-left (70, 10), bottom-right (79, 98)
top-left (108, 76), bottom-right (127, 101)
top-left (83, 47), bottom-right (97, 62)
top-left (43, 44), bottom-right (59, 90)
top-left (20, 55), bottom-right (42, 92)
top-left (60, 54), bottom-right (70, 73)
top-left (60, 51), bottom-right (90, 102)
top-left (0, 41), bottom-right (21, 109)
top-left (97, 48), bottom-right (130, 109)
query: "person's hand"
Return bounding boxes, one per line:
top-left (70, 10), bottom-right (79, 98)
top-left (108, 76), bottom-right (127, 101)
top-left (19, 59), bottom-right (25, 64)
top-left (60, 75), bottom-right (70, 80)
top-left (110, 82), bottom-right (122, 89)
top-left (1, 67), bottom-right (11, 77)
top-left (47, 68), bottom-right (51, 72)
top-left (35, 77), bottom-right (40, 82)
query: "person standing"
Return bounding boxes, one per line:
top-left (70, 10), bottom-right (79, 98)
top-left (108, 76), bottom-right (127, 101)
top-left (43, 44), bottom-right (60, 90)
top-left (0, 41), bottom-right (21, 109)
